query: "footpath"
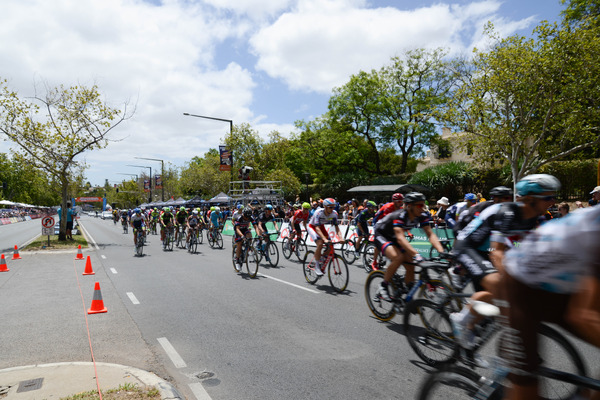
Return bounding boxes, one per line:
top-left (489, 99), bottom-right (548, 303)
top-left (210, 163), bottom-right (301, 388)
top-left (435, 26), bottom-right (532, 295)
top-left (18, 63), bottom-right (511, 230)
top-left (0, 245), bottom-right (183, 399)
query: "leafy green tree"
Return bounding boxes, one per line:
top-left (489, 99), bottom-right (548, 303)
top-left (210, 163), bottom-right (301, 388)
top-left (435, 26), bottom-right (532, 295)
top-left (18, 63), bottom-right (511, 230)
top-left (408, 161), bottom-right (476, 202)
top-left (179, 150), bottom-right (229, 198)
top-left (0, 81), bottom-right (131, 240)
top-left (445, 22), bottom-right (600, 188)
top-left (0, 152), bottom-right (59, 205)
top-left (224, 123), bottom-right (264, 178)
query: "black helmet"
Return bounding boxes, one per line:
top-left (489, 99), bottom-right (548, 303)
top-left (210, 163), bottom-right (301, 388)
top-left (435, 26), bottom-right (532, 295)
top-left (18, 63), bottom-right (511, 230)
top-left (243, 209), bottom-right (252, 218)
top-left (489, 186), bottom-right (513, 197)
top-left (403, 192), bottom-right (426, 204)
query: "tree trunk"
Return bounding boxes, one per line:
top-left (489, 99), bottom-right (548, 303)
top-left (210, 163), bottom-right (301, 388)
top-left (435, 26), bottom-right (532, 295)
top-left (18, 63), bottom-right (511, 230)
top-left (58, 179), bottom-right (69, 241)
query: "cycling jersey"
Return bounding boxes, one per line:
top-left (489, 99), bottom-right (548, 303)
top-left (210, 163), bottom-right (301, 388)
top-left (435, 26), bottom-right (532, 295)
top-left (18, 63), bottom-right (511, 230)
top-left (291, 209), bottom-right (310, 223)
top-left (445, 201), bottom-right (467, 229)
top-left (160, 212), bottom-right (174, 224)
top-left (373, 208), bottom-right (431, 238)
top-left (188, 215), bottom-right (200, 227)
top-left (131, 214), bottom-right (144, 229)
top-left (210, 211), bottom-right (222, 226)
top-left (176, 211), bottom-right (188, 224)
top-left (505, 205), bottom-right (600, 294)
top-left (257, 211), bottom-right (275, 230)
top-left (308, 208), bottom-right (338, 227)
top-left (372, 202), bottom-right (399, 226)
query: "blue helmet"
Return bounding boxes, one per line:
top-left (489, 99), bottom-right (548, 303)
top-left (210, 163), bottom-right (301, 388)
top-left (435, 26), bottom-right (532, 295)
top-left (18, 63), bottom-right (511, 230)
top-left (265, 204), bottom-right (273, 210)
top-left (134, 208), bottom-right (141, 214)
top-left (464, 193), bottom-right (477, 201)
top-left (516, 174), bottom-right (561, 196)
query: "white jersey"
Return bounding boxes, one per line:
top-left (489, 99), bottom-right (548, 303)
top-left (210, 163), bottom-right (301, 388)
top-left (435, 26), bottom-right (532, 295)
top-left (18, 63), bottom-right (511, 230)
top-left (504, 206), bottom-right (600, 294)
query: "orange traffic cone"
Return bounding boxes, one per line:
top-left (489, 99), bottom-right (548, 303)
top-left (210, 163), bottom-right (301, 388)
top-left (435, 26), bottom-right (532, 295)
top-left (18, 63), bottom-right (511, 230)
top-left (75, 245), bottom-right (84, 260)
top-left (0, 254), bottom-right (9, 272)
top-left (82, 256), bottom-right (95, 275)
top-left (88, 282), bottom-right (107, 314)
top-left (11, 245), bottom-right (21, 260)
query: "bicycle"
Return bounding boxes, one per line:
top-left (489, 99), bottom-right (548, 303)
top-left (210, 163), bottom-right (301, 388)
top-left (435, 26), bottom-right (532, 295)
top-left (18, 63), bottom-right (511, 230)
top-left (254, 232), bottom-right (280, 268)
top-left (122, 219), bottom-right (128, 234)
top-left (150, 219), bottom-right (158, 235)
top-left (340, 236), bottom-right (370, 265)
top-left (162, 225), bottom-right (174, 251)
top-left (187, 228), bottom-right (199, 254)
top-left (207, 226), bottom-right (223, 249)
top-left (364, 257), bottom-right (460, 322)
top-left (415, 301), bottom-right (591, 400)
top-left (281, 231), bottom-right (308, 262)
top-left (302, 242), bottom-right (349, 293)
top-left (232, 237), bottom-right (259, 278)
top-left (175, 224), bottom-right (186, 249)
top-left (134, 228), bottom-right (144, 257)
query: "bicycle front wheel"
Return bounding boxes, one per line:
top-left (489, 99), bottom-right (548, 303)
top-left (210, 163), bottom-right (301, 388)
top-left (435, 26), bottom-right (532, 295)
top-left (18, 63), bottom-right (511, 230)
top-left (191, 237), bottom-right (198, 254)
top-left (340, 240), bottom-right (357, 265)
top-left (266, 242), bottom-right (279, 267)
top-left (363, 243), bottom-right (376, 273)
top-left (281, 237), bottom-right (292, 260)
top-left (418, 366), bottom-right (490, 400)
top-left (295, 238), bottom-right (307, 262)
top-left (245, 246), bottom-right (259, 278)
top-left (403, 299), bottom-right (458, 368)
top-left (215, 232), bottom-right (223, 249)
top-left (303, 251), bottom-right (319, 284)
top-left (136, 239), bottom-right (143, 257)
top-left (167, 233), bottom-right (174, 251)
top-left (364, 270), bottom-right (397, 321)
top-left (328, 254), bottom-right (349, 292)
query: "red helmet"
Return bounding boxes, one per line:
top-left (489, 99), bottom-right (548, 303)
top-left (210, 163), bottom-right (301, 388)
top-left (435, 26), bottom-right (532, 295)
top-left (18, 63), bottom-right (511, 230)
top-left (392, 193), bottom-right (404, 201)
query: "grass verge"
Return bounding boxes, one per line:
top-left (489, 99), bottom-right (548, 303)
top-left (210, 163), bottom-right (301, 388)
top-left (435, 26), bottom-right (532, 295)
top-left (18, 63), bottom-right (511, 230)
top-left (24, 234), bottom-right (88, 251)
top-left (59, 383), bottom-right (161, 399)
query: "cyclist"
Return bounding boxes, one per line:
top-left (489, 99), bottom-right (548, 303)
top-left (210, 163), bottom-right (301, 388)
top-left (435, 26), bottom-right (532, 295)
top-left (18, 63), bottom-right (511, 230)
top-left (450, 174), bottom-right (561, 350)
top-left (502, 205), bottom-right (600, 400)
top-left (150, 207), bottom-right (160, 232)
top-left (256, 204), bottom-right (279, 245)
top-left (209, 206), bottom-right (223, 237)
top-left (289, 202), bottom-right (311, 244)
top-left (353, 200), bottom-right (377, 256)
top-left (175, 207), bottom-right (189, 243)
top-left (445, 193), bottom-right (477, 232)
top-left (159, 207), bottom-right (175, 242)
top-left (375, 192), bottom-right (445, 301)
top-left (233, 208), bottom-right (256, 271)
top-left (186, 209), bottom-right (201, 245)
top-left (369, 193), bottom-right (405, 271)
top-left (120, 209), bottom-right (129, 230)
top-left (130, 208), bottom-right (145, 246)
top-left (307, 198), bottom-right (343, 276)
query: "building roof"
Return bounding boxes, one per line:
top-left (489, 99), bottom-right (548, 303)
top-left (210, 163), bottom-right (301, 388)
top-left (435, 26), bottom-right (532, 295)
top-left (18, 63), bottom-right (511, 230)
top-left (347, 184), bottom-right (430, 193)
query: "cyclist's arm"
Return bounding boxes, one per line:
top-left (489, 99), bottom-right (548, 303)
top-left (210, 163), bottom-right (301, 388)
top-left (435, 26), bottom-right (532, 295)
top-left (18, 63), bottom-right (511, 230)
top-left (422, 225), bottom-right (444, 254)
top-left (489, 240), bottom-right (507, 275)
top-left (394, 227), bottom-right (418, 257)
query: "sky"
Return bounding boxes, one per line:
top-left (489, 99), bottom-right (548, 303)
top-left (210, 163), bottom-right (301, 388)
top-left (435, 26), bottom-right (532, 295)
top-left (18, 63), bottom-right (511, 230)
top-left (0, 0), bottom-right (566, 190)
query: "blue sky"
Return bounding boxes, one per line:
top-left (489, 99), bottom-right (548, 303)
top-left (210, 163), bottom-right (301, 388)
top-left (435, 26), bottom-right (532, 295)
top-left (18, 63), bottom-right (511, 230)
top-left (0, 0), bottom-right (566, 189)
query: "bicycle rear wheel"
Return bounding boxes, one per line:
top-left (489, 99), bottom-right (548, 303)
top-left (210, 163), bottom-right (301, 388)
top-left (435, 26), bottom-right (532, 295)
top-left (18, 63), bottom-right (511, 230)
top-left (136, 235), bottom-right (144, 257)
top-left (340, 240), bottom-right (357, 265)
top-left (190, 236), bottom-right (198, 254)
top-left (215, 232), bottom-right (223, 249)
top-left (245, 246), bottom-right (259, 278)
top-left (418, 366), bottom-right (493, 400)
top-left (364, 270), bottom-right (397, 321)
top-left (363, 243), bottom-right (376, 272)
top-left (266, 242), bottom-right (279, 267)
top-left (403, 299), bottom-right (458, 368)
top-left (281, 237), bottom-right (293, 260)
top-left (295, 238), bottom-right (307, 262)
top-left (302, 251), bottom-right (319, 284)
top-left (328, 254), bottom-right (348, 292)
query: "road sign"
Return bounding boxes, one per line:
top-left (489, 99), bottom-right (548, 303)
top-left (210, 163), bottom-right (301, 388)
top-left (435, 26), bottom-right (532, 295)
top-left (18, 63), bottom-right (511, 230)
top-left (41, 216), bottom-right (55, 228)
top-left (42, 227), bottom-right (53, 236)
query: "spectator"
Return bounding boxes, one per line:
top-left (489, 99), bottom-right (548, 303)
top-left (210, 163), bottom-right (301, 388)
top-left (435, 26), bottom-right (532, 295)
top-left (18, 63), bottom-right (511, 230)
top-left (434, 197), bottom-right (449, 225)
top-left (57, 201), bottom-right (74, 240)
top-left (476, 192), bottom-right (486, 203)
top-left (589, 185), bottom-right (600, 206)
top-left (557, 202), bottom-right (569, 217)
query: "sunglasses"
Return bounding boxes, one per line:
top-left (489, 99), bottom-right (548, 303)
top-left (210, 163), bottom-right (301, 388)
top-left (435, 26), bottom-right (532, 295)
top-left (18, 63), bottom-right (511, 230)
top-left (530, 195), bottom-right (557, 201)
top-left (411, 203), bottom-right (425, 208)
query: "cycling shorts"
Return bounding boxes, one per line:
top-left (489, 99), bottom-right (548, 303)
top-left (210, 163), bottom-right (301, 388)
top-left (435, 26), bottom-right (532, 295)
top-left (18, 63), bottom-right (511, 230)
top-left (293, 223), bottom-right (302, 235)
top-left (234, 228), bottom-right (251, 242)
top-left (307, 224), bottom-right (328, 242)
top-left (502, 273), bottom-right (574, 386)
top-left (453, 241), bottom-right (496, 291)
top-left (373, 233), bottom-right (404, 254)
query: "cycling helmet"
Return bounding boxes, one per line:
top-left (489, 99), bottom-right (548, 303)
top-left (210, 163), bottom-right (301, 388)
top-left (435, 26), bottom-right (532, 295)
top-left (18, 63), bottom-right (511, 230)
top-left (515, 174), bottom-right (561, 196)
top-left (323, 198), bottom-right (336, 207)
top-left (464, 193), bottom-right (477, 201)
top-left (489, 186), bottom-right (513, 197)
top-left (180, 207), bottom-right (186, 212)
top-left (392, 193), bottom-right (404, 201)
top-left (243, 209), bottom-right (252, 218)
top-left (237, 204), bottom-right (243, 209)
top-left (367, 200), bottom-right (377, 208)
top-left (302, 202), bottom-right (311, 209)
top-left (134, 208), bottom-right (141, 213)
top-left (265, 204), bottom-right (273, 210)
top-left (215, 206), bottom-right (220, 212)
top-left (403, 192), bottom-right (426, 204)
top-left (192, 210), bottom-right (198, 215)
top-left (164, 207), bottom-right (171, 212)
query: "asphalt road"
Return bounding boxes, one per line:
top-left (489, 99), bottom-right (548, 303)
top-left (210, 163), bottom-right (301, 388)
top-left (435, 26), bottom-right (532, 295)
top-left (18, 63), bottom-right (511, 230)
top-left (1, 215), bottom-right (598, 400)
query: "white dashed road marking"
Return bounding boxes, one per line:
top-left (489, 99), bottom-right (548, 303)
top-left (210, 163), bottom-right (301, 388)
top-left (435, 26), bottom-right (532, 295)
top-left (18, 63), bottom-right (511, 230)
top-left (126, 292), bottom-right (140, 305)
top-left (157, 337), bottom-right (187, 368)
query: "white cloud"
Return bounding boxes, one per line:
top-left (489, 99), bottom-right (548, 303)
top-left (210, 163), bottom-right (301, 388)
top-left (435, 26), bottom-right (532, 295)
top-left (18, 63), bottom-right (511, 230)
top-left (249, 0), bottom-right (537, 93)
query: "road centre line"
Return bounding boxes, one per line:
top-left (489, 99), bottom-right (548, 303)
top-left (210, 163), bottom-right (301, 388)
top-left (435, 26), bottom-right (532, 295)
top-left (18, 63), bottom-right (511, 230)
top-left (189, 382), bottom-right (213, 400)
top-left (258, 273), bottom-right (320, 293)
top-left (126, 292), bottom-right (140, 305)
top-left (110, 268), bottom-right (117, 274)
top-left (157, 337), bottom-right (187, 368)
top-left (101, 255), bottom-right (107, 259)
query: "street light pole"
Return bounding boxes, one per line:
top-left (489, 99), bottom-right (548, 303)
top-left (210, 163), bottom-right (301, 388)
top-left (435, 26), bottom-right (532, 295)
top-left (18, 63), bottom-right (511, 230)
top-left (135, 157), bottom-right (165, 201)
top-left (183, 112), bottom-right (234, 184)
top-left (127, 165), bottom-right (152, 204)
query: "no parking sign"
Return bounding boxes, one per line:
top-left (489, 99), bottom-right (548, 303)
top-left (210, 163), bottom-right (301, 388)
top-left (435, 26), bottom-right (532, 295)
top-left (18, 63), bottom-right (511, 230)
top-left (41, 216), bottom-right (55, 236)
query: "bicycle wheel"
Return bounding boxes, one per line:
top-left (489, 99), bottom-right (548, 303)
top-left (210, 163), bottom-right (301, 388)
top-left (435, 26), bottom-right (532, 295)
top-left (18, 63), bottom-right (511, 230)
top-left (363, 243), bottom-right (376, 272)
top-left (253, 239), bottom-right (264, 264)
top-left (302, 251), bottom-right (319, 284)
top-left (364, 270), bottom-right (397, 321)
top-left (167, 232), bottom-right (174, 251)
top-left (215, 232), bottom-right (223, 249)
top-left (295, 238), bottom-right (307, 262)
top-left (136, 235), bottom-right (144, 257)
top-left (232, 245), bottom-right (240, 273)
top-left (281, 237), bottom-right (293, 260)
top-left (207, 231), bottom-right (215, 248)
top-left (340, 240), bottom-right (357, 265)
top-left (403, 299), bottom-right (458, 368)
top-left (191, 236), bottom-right (198, 254)
top-left (328, 254), bottom-right (349, 292)
top-left (418, 366), bottom-right (491, 400)
top-left (266, 242), bottom-right (279, 267)
top-left (245, 245), bottom-right (259, 278)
